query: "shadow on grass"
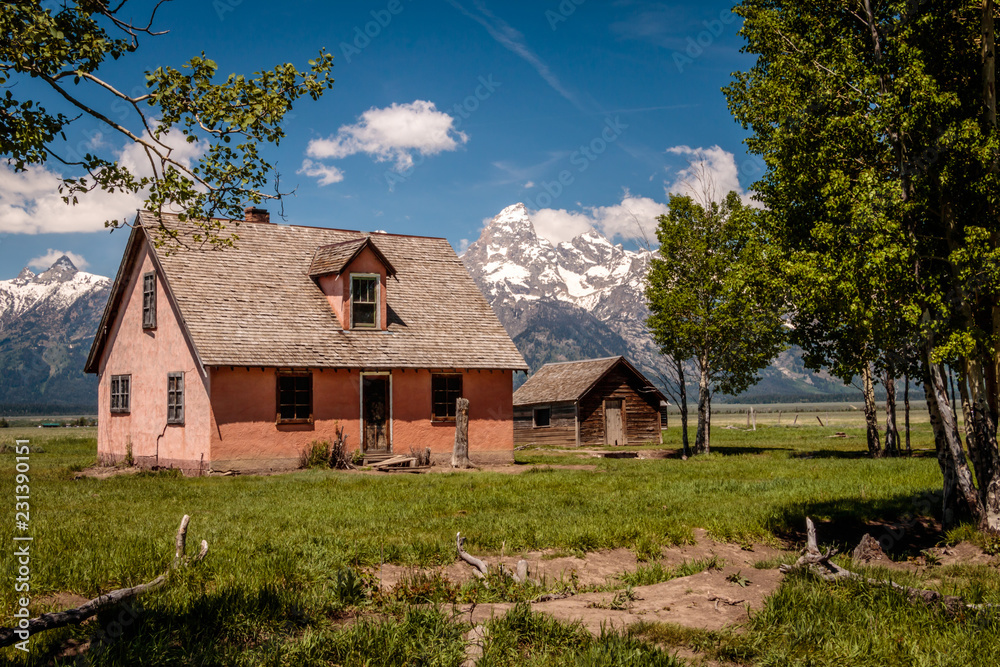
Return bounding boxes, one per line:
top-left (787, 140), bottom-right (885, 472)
top-left (772, 490), bottom-right (946, 558)
top-left (710, 445), bottom-right (795, 456)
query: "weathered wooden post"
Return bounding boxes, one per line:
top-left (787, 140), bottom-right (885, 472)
top-left (452, 397), bottom-right (472, 468)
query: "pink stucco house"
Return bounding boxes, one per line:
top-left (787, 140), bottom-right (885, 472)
top-left (85, 209), bottom-right (527, 474)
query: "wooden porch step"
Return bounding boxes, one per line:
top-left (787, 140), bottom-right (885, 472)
top-left (363, 452), bottom-right (396, 465)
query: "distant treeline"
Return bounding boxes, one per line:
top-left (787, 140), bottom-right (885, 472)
top-left (716, 392), bottom-right (926, 405)
top-left (0, 403), bottom-right (98, 417)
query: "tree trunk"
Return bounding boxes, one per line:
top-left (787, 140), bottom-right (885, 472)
top-left (451, 398), bottom-right (472, 469)
top-left (676, 357), bottom-right (691, 458)
top-left (949, 366), bottom-right (960, 417)
top-left (924, 355), bottom-right (984, 527)
top-left (984, 0), bottom-right (997, 127)
top-left (695, 364), bottom-right (711, 455)
top-left (962, 359), bottom-right (1000, 532)
top-left (904, 373), bottom-right (912, 454)
top-left (884, 367), bottom-right (899, 456)
top-left (862, 364), bottom-right (882, 457)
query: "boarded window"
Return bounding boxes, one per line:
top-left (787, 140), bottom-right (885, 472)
top-left (351, 275), bottom-right (378, 328)
top-left (431, 374), bottom-right (462, 421)
top-left (142, 272), bottom-right (156, 329)
top-left (533, 407), bottom-right (551, 427)
top-left (110, 374), bottom-right (131, 413)
top-left (167, 372), bottom-right (184, 424)
top-left (277, 372), bottom-right (313, 423)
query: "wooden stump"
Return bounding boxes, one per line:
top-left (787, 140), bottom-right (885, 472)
top-left (452, 397), bottom-right (472, 469)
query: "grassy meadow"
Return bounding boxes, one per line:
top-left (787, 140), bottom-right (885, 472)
top-left (0, 413), bottom-right (998, 665)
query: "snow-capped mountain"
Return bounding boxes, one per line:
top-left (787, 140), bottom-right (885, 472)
top-left (463, 203), bottom-right (859, 401)
top-left (463, 203), bottom-right (663, 379)
top-left (0, 256), bottom-right (110, 412)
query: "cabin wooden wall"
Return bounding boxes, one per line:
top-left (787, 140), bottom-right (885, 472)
top-left (578, 367), bottom-right (662, 446)
top-left (513, 401), bottom-right (577, 446)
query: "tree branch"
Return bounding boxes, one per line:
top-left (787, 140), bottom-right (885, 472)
top-left (0, 515), bottom-right (208, 649)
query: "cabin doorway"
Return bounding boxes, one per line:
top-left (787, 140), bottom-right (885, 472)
top-left (604, 399), bottom-right (625, 446)
top-left (362, 375), bottom-right (390, 453)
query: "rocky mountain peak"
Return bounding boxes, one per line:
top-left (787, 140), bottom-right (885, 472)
top-left (15, 267), bottom-right (36, 282)
top-left (474, 202), bottom-right (542, 248)
top-left (33, 255), bottom-right (79, 284)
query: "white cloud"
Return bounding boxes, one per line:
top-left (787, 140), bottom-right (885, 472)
top-left (28, 249), bottom-right (89, 270)
top-left (529, 193), bottom-right (671, 245)
top-left (530, 207), bottom-right (595, 245)
top-left (304, 101), bottom-right (468, 177)
top-left (297, 159), bottom-right (344, 186)
top-left (457, 238), bottom-right (470, 254)
top-left (523, 181), bottom-right (535, 188)
top-left (0, 128), bottom-right (207, 234)
top-left (0, 163), bottom-right (144, 234)
top-left (665, 145), bottom-right (758, 207)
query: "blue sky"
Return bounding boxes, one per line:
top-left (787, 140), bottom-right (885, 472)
top-left (0, 0), bottom-right (760, 279)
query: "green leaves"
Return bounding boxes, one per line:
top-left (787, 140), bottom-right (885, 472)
top-left (1, 0), bottom-right (336, 248)
top-left (645, 192), bottom-right (787, 398)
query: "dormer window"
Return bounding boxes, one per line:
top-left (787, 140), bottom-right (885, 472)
top-left (351, 275), bottom-right (379, 329)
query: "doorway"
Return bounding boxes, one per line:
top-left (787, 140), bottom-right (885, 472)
top-left (362, 375), bottom-right (390, 453)
top-left (604, 399), bottom-right (625, 446)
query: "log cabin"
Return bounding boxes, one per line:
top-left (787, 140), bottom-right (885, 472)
top-left (85, 208), bottom-right (527, 474)
top-left (513, 356), bottom-right (666, 447)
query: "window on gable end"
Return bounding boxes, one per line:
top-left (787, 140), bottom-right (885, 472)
top-left (167, 372), bottom-right (184, 425)
top-left (110, 374), bottom-right (131, 413)
top-left (142, 271), bottom-right (157, 329)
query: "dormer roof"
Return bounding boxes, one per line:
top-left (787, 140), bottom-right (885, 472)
top-left (308, 237), bottom-right (397, 280)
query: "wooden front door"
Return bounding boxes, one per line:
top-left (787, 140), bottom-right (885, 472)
top-left (363, 376), bottom-right (390, 452)
top-left (605, 399), bottom-right (625, 446)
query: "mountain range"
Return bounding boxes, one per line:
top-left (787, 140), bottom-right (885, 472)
top-left (0, 205), bottom-right (860, 415)
top-left (0, 256), bottom-right (110, 413)
top-left (461, 203), bottom-right (858, 402)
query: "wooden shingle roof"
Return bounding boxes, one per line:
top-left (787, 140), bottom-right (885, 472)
top-left (513, 356), bottom-right (665, 405)
top-left (309, 237), bottom-right (396, 279)
top-left (88, 212), bottom-right (527, 371)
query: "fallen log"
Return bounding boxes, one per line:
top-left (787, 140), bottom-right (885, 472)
top-left (779, 518), bottom-right (996, 613)
top-left (0, 515), bottom-right (208, 649)
top-left (456, 532), bottom-right (488, 579)
top-left (455, 532), bottom-right (530, 583)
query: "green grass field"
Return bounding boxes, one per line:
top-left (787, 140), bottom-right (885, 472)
top-left (0, 418), bottom-right (996, 665)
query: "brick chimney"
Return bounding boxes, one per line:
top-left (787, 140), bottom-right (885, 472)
top-left (244, 207), bottom-right (270, 223)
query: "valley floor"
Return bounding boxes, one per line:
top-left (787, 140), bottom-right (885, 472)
top-left (0, 418), bottom-right (997, 665)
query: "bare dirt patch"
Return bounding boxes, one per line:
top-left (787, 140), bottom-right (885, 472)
top-left (73, 465), bottom-right (142, 480)
top-left (380, 528), bottom-right (788, 635)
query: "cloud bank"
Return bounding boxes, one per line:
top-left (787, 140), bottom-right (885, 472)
top-left (301, 100), bottom-right (468, 183)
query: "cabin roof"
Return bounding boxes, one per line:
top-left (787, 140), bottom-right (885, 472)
top-left (513, 356), bottom-right (665, 406)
